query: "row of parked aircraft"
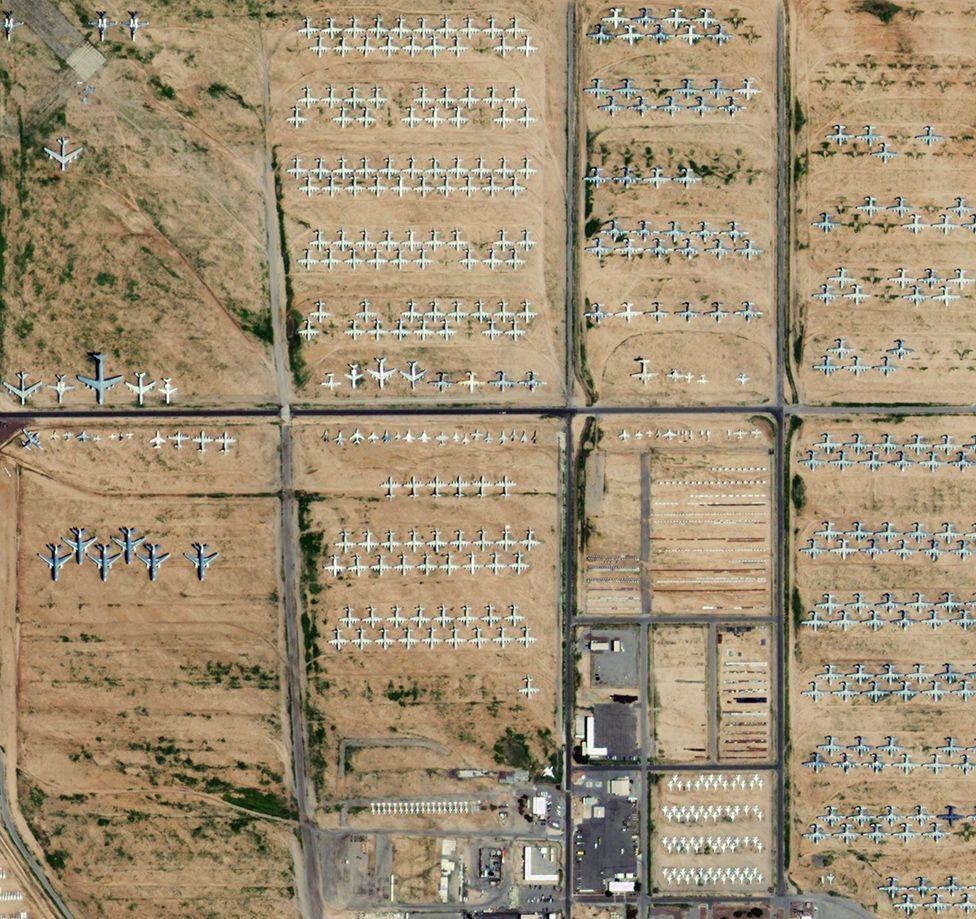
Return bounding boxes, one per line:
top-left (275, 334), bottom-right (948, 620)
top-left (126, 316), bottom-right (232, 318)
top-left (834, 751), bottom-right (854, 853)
top-left (849, 194), bottom-right (972, 222)
top-left (321, 363), bottom-right (544, 393)
top-left (804, 677), bottom-right (976, 704)
top-left (879, 878), bottom-right (976, 916)
top-left (295, 83), bottom-right (530, 112)
top-left (587, 234), bottom-right (761, 261)
top-left (813, 210), bottom-right (976, 235)
top-left (333, 601), bottom-right (527, 629)
top-left (594, 92), bottom-right (748, 119)
top-left (2, 355), bottom-right (176, 406)
top-left (328, 623), bottom-right (536, 651)
top-left (801, 607), bottom-right (976, 632)
top-left (38, 528), bottom-right (217, 582)
top-left (332, 527), bottom-right (538, 554)
top-left (585, 164), bottom-right (702, 189)
top-left (305, 30), bottom-right (536, 59)
top-left (817, 804), bottom-right (973, 828)
top-left (88, 10), bottom-right (146, 40)
top-left (659, 866), bottom-right (764, 886)
top-left (824, 123), bottom-right (943, 148)
top-left (307, 296), bottom-right (534, 327)
top-left (306, 226), bottom-right (534, 253)
top-left (292, 152), bottom-right (535, 181)
top-left (806, 431), bottom-right (976, 456)
top-left (800, 446), bottom-right (976, 472)
top-left (381, 474), bottom-right (516, 500)
top-left (804, 821), bottom-right (951, 845)
top-left (811, 339), bottom-right (913, 378)
top-left (299, 13), bottom-right (534, 43)
top-left (589, 7), bottom-right (734, 46)
top-left (323, 551), bottom-right (533, 578)
top-left (322, 427), bottom-right (539, 449)
top-left (586, 300), bottom-right (763, 324)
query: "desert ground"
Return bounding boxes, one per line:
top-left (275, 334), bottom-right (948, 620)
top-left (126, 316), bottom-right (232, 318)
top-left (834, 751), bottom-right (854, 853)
top-left (290, 417), bottom-right (563, 811)
top-left (650, 625), bottom-right (708, 762)
top-left (0, 419), bottom-right (296, 918)
top-left (788, 413), bottom-right (976, 914)
top-left (576, 414), bottom-right (775, 620)
top-left (270, 3), bottom-right (567, 405)
top-left (576, 1), bottom-right (778, 405)
top-left (790, 0), bottom-right (976, 404)
top-left (0, 2), bottom-right (283, 408)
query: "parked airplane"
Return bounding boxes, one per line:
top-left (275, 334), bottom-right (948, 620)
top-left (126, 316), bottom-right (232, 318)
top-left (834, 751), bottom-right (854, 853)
top-left (184, 543), bottom-right (219, 581)
top-left (38, 544), bottom-right (72, 581)
top-left (3, 371), bottom-right (42, 405)
top-left (137, 543), bottom-right (170, 581)
top-left (88, 543), bottom-right (122, 581)
top-left (2, 10), bottom-right (22, 40)
top-left (124, 10), bottom-right (147, 39)
top-left (77, 353), bottom-right (123, 404)
top-left (89, 11), bottom-right (116, 41)
top-left (42, 135), bottom-right (84, 172)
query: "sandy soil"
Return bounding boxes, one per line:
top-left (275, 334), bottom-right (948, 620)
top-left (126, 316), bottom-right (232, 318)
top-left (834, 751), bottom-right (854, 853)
top-left (0, 3), bottom-right (281, 408)
top-left (576, 1), bottom-right (778, 405)
top-left (0, 419), bottom-right (296, 918)
top-left (269, 2), bottom-right (567, 405)
top-left (291, 417), bottom-right (563, 811)
top-left (790, 0), bottom-right (976, 404)
top-left (788, 413), bottom-right (976, 914)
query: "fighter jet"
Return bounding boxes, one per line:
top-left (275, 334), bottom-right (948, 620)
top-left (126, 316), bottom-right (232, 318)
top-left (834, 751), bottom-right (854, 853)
top-left (2, 11), bottom-right (23, 40)
top-left (89, 11), bottom-right (117, 41)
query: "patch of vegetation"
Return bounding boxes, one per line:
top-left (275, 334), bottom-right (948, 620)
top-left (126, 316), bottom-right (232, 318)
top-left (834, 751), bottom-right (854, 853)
top-left (221, 787), bottom-right (296, 821)
top-left (857, 0), bottom-right (902, 22)
top-left (148, 75), bottom-right (177, 101)
top-left (790, 473), bottom-right (806, 512)
top-left (384, 681), bottom-right (426, 705)
top-left (793, 100), bottom-right (805, 134)
top-left (492, 728), bottom-right (537, 772)
top-left (235, 305), bottom-right (274, 344)
top-left (206, 82), bottom-right (250, 109)
top-left (584, 216), bottom-right (602, 238)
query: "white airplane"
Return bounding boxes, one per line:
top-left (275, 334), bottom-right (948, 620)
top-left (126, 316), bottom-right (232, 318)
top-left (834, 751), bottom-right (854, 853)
top-left (873, 143), bottom-right (898, 164)
top-left (137, 543), bottom-right (170, 581)
top-left (812, 212), bottom-right (837, 233)
top-left (2, 10), bottom-right (23, 40)
top-left (826, 124), bottom-right (851, 145)
top-left (124, 10), bottom-right (147, 40)
top-left (3, 371), bottom-right (43, 405)
top-left (43, 135), bottom-right (84, 171)
top-left (915, 125), bottom-right (942, 147)
top-left (125, 371), bottom-right (156, 406)
top-left (89, 11), bottom-right (116, 41)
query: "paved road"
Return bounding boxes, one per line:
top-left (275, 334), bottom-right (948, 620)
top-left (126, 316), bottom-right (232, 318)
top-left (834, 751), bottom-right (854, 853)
top-left (260, 40), bottom-right (324, 919)
top-left (0, 751), bottom-right (72, 918)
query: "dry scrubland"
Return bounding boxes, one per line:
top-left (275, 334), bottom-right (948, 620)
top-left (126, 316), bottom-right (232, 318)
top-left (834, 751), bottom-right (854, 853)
top-left (791, 0), bottom-right (976, 404)
top-left (0, 2), bottom-right (279, 408)
top-left (0, 420), bottom-right (296, 918)
top-left (578, 0), bottom-right (777, 405)
top-left (291, 418), bottom-right (563, 810)
top-left (788, 414), bottom-right (976, 913)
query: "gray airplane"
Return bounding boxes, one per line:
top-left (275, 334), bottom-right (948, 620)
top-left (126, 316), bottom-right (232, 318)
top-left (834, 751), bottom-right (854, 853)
top-left (63, 527), bottom-right (95, 564)
top-left (137, 543), bottom-right (170, 581)
top-left (38, 544), bottom-right (72, 581)
top-left (112, 527), bottom-right (144, 564)
top-left (77, 352), bottom-right (124, 404)
top-left (185, 543), bottom-right (219, 581)
top-left (88, 543), bottom-right (122, 582)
